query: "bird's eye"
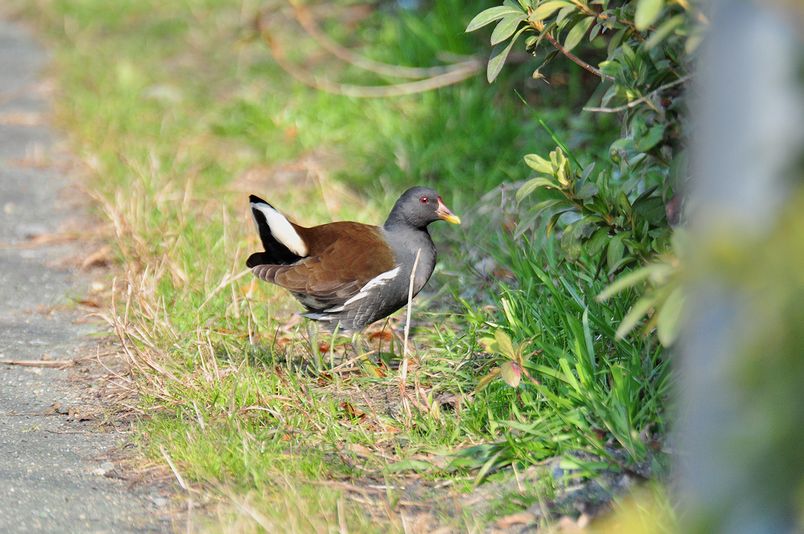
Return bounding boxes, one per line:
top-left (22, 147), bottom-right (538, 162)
top-left (419, 196), bottom-right (429, 204)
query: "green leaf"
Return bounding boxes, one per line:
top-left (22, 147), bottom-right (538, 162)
top-left (589, 21), bottom-right (602, 42)
top-left (621, 42), bottom-right (636, 62)
top-left (561, 220), bottom-right (589, 261)
top-left (656, 286), bottom-right (684, 346)
top-left (635, 0), bottom-right (664, 31)
top-left (607, 28), bottom-right (628, 55)
top-left (633, 195), bottom-right (667, 226)
top-left (556, 155), bottom-right (572, 186)
top-left (586, 227), bottom-right (610, 256)
top-left (515, 209), bottom-right (542, 238)
top-left (530, 198), bottom-right (565, 213)
top-left (637, 124), bottom-right (666, 152)
top-left (473, 450), bottom-right (503, 487)
top-left (607, 255), bottom-right (637, 274)
top-left (523, 153), bottom-right (552, 173)
top-left (546, 209), bottom-right (572, 237)
top-left (575, 182), bottom-right (598, 200)
top-left (491, 13), bottom-right (526, 45)
top-left (645, 14), bottom-right (684, 49)
top-left (517, 177), bottom-right (557, 202)
top-left (530, 0), bottom-right (574, 20)
top-left (597, 264), bottom-right (661, 301)
top-left (686, 28), bottom-right (704, 53)
top-left (479, 336), bottom-right (498, 354)
top-left (581, 308), bottom-right (596, 371)
top-left (466, 5), bottom-right (523, 32)
top-left (558, 357), bottom-right (581, 393)
top-left (501, 361), bottom-right (522, 388)
top-left (494, 329), bottom-right (516, 359)
top-left (556, 5), bottom-right (576, 24)
top-left (563, 16), bottom-right (594, 52)
top-left (500, 298), bottom-right (522, 332)
top-left (615, 294), bottom-right (656, 339)
top-left (475, 367), bottom-right (502, 392)
top-left (607, 234), bottom-right (625, 274)
top-left (580, 161), bottom-right (596, 181)
top-left (512, 0), bottom-right (529, 11)
top-left (617, 192), bottom-right (632, 217)
top-left (600, 84), bottom-right (620, 107)
top-left (487, 27), bottom-right (526, 83)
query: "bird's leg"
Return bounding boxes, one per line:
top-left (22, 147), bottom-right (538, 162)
top-left (307, 322), bottom-right (321, 373)
top-left (328, 323), bottom-right (340, 371)
top-left (356, 330), bottom-right (374, 361)
top-left (392, 329), bottom-right (416, 364)
top-left (377, 319), bottom-right (400, 369)
top-left (375, 323), bottom-right (412, 370)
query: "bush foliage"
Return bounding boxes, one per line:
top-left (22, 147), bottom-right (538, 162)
top-left (469, 0), bottom-right (698, 284)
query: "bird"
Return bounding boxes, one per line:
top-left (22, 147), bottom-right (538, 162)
top-left (246, 186), bottom-right (460, 331)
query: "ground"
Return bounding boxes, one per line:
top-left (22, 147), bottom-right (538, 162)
top-left (0, 18), bottom-right (173, 533)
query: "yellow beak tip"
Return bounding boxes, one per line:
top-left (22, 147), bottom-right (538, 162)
top-left (444, 214), bottom-right (461, 225)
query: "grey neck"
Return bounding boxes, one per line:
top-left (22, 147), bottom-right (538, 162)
top-left (384, 208), bottom-right (428, 231)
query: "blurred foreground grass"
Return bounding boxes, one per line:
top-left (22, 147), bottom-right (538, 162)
top-left (13, 0), bottom-right (673, 530)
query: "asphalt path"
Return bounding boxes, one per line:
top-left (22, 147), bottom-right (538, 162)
top-left (0, 18), bottom-right (171, 533)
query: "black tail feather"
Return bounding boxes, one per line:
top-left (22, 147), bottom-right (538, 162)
top-left (246, 252), bottom-right (274, 268)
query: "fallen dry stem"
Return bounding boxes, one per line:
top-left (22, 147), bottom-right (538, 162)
top-left (0, 232), bottom-right (83, 249)
top-left (257, 13), bottom-right (481, 98)
top-left (160, 444), bottom-right (189, 492)
top-left (399, 248), bottom-right (421, 421)
top-left (289, 3), bottom-right (479, 80)
top-left (0, 359), bottom-right (75, 368)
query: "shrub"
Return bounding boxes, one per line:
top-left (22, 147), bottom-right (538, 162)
top-left (468, 0), bottom-right (700, 280)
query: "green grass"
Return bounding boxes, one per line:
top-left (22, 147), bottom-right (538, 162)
top-left (460, 241), bottom-right (670, 472)
top-left (15, 0), bottom-right (672, 529)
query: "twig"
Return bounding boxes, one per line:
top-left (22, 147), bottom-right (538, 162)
top-left (0, 232), bottom-right (83, 249)
top-left (568, 1), bottom-right (645, 38)
top-left (583, 75), bottom-right (692, 113)
top-left (197, 268), bottom-right (251, 311)
top-left (230, 495), bottom-right (274, 531)
top-left (257, 17), bottom-right (481, 98)
top-left (399, 248), bottom-right (421, 419)
top-left (330, 351), bottom-right (371, 373)
top-left (0, 359), bottom-right (74, 368)
top-left (541, 30), bottom-right (613, 81)
top-left (337, 498), bottom-right (348, 534)
top-left (160, 445), bottom-right (188, 491)
top-left (289, 3), bottom-right (480, 80)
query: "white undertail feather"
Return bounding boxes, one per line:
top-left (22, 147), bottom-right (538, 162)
top-left (251, 201), bottom-right (308, 257)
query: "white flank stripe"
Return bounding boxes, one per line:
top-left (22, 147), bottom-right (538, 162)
top-left (361, 266), bottom-right (401, 291)
top-left (251, 202), bottom-right (308, 257)
top-left (325, 266), bottom-right (400, 313)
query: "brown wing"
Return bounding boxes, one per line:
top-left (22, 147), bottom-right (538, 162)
top-left (251, 222), bottom-right (396, 310)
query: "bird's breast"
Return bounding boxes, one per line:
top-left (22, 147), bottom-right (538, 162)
top-left (381, 226), bottom-right (437, 297)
